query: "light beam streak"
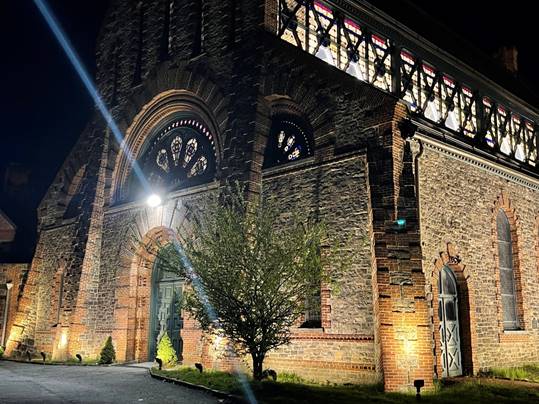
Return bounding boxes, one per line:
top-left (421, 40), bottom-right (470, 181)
top-left (33, 0), bottom-right (150, 194)
top-left (168, 233), bottom-right (258, 404)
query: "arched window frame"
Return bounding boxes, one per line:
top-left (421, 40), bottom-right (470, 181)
top-left (61, 164), bottom-right (87, 221)
top-left (492, 196), bottom-right (525, 334)
top-left (263, 110), bottom-right (315, 169)
top-left (111, 89), bottom-right (226, 206)
top-left (50, 260), bottom-right (66, 327)
top-left (496, 209), bottom-right (519, 330)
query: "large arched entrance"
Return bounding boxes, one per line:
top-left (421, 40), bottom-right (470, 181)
top-left (148, 255), bottom-right (183, 360)
top-left (113, 226), bottom-right (189, 363)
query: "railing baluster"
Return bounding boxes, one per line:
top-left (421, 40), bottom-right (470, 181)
top-left (274, 0), bottom-right (538, 172)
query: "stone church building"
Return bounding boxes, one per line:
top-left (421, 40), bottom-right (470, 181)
top-left (2, 0), bottom-right (539, 392)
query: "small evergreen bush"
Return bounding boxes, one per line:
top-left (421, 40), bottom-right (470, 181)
top-left (99, 336), bottom-right (116, 364)
top-left (156, 332), bottom-right (178, 368)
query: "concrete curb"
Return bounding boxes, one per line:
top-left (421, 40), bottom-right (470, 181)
top-left (148, 368), bottom-right (244, 403)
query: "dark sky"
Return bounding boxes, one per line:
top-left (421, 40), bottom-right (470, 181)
top-left (0, 0), bottom-right (538, 260)
top-left (0, 0), bottom-right (110, 260)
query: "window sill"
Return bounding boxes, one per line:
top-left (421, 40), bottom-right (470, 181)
top-left (503, 329), bottom-right (527, 334)
top-left (499, 329), bottom-right (529, 343)
top-left (294, 327), bottom-right (324, 333)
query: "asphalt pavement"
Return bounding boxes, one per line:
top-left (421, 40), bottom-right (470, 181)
top-left (0, 360), bottom-right (222, 403)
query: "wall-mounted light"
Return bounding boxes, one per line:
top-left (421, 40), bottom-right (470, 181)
top-left (146, 194), bottom-right (162, 208)
top-left (387, 218), bottom-right (407, 233)
top-left (59, 329), bottom-right (68, 348)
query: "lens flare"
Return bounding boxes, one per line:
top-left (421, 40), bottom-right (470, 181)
top-left (33, 0), bottom-right (150, 195)
top-left (146, 194), bottom-right (162, 208)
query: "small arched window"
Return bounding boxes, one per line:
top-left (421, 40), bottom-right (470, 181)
top-left (263, 114), bottom-right (314, 168)
top-left (497, 209), bottom-right (519, 330)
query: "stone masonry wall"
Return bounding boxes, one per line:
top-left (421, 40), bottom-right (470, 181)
top-left (0, 264), bottom-right (28, 349)
top-left (417, 143), bottom-right (539, 372)
top-left (261, 155), bottom-right (376, 383)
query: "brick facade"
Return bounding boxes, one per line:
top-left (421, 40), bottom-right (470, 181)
top-left (3, 0), bottom-right (539, 393)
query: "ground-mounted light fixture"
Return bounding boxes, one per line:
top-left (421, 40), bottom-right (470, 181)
top-left (414, 379), bottom-right (424, 400)
top-left (146, 193), bottom-right (162, 208)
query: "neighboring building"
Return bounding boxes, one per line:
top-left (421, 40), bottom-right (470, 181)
top-left (0, 209), bottom-right (16, 245)
top-left (4, 0), bottom-right (539, 392)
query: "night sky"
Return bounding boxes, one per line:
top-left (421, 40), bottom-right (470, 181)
top-left (0, 0), bottom-right (538, 261)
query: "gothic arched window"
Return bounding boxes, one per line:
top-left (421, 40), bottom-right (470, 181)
top-left (263, 115), bottom-right (314, 168)
top-left (134, 117), bottom-right (216, 196)
top-left (497, 209), bottom-right (519, 330)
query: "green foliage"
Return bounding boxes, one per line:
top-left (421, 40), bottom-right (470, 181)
top-left (488, 364), bottom-right (539, 382)
top-left (156, 332), bottom-right (178, 368)
top-left (151, 182), bottom-right (336, 380)
top-left (98, 336), bottom-right (116, 365)
top-left (277, 372), bottom-right (306, 384)
top-left (0, 345), bottom-right (4, 359)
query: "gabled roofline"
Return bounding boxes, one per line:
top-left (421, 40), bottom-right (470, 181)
top-left (0, 209), bottom-right (16, 231)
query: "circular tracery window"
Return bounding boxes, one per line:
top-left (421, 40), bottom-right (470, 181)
top-left (136, 118), bottom-right (216, 194)
top-left (263, 116), bottom-right (313, 168)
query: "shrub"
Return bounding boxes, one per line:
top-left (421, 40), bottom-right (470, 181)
top-left (99, 336), bottom-right (116, 365)
top-left (156, 332), bottom-right (178, 368)
top-left (0, 345), bottom-right (4, 359)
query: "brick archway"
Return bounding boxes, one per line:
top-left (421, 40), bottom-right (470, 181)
top-left (429, 242), bottom-right (478, 377)
top-left (113, 226), bottom-right (176, 362)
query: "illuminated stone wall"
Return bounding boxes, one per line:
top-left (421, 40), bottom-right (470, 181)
top-left (417, 143), bottom-right (539, 372)
top-left (6, 0), bottom-right (539, 393)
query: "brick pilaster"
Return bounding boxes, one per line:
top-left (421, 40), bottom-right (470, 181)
top-left (367, 102), bottom-right (433, 391)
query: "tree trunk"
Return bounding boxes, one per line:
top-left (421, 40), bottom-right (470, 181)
top-left (252, 353), bottom-right (265, 381)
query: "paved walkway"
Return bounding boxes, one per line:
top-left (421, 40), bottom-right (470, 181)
top-left (0, 360), bottom-right (222, 403)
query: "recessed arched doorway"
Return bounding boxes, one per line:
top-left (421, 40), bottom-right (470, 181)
top-left (438, 265), bottom-right (462, 377)
top-left (148, 255), bottom-right (184, 361)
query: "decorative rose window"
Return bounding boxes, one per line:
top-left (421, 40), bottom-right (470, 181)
top-left (136, 118), bottom-right (216, 193)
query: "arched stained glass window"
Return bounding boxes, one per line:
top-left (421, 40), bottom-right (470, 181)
top-left (263, 114), bottom-right (314, 168)
top-left (133, 118), bottom-right (216, 197)
top-left (497, 209), bottom-right (518, 330)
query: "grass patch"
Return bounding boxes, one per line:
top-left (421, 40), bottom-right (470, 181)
top-left (153, 367), bottom-right (243, 392)
top-left (152, 367), bottom-right (539, 403)
top-left (487, 364), bottom-right (539, 382)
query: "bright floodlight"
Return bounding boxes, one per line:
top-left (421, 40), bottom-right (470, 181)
top-left (147, 194), bottom-right (162, 208)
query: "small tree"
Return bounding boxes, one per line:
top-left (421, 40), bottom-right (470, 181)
top-left (156, 332), bottom-right (178, 368)
top-left (151, 183), bottom-right (334, 380)
top-left (99, 336), bottom-right (116, 364)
